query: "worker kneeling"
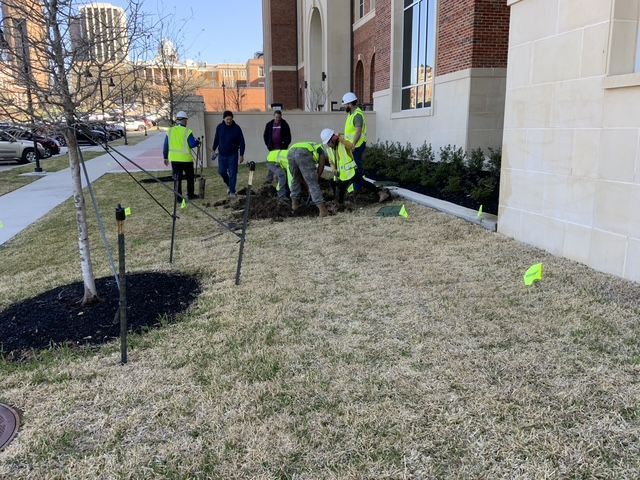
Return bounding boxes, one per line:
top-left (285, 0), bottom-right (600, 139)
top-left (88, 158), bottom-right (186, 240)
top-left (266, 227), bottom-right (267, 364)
top-left (287, 142), bottom-right (329, 217)
top-left (321, 128), bottom-right (390, 205)
top-left (266, 149), bottom-right (291, 200)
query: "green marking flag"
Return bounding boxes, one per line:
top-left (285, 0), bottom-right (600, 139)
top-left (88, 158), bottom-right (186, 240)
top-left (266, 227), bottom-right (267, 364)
top-left (524, 263), bottom-right (543, 286)
top-left (181, 198), bottom-right (187, 209)
top-left (477, 204), bottom-right (483, 219)
top-left (124, 207), bottom-right (132, 217)
top-left (399, 204), bottom-right (409, 218)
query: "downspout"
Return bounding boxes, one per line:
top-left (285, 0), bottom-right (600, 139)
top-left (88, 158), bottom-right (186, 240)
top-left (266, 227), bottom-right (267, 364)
top-left (294, 0), bottom-right (300, 109)
top-left (350, 0), bottom-right (354, 94)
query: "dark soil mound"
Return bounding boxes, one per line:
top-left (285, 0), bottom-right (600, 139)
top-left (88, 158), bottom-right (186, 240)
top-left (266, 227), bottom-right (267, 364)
top-left (223, 180), bottom-right (385, 221)
top-left (0, 272), bottom-right (201, 360)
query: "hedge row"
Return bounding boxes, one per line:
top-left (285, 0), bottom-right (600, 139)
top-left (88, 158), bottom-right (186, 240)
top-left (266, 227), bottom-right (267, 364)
top-left (363, 142), bottom-right (501, 215)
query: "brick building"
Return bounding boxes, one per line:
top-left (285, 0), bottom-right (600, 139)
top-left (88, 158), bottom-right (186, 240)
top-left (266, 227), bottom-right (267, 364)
top-left (263, 0), bottom-right (510, 151)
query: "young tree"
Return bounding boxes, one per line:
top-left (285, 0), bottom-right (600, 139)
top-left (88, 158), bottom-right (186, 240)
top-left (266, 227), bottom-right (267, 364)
top-left (0, 0), bottom-right (149, 304)
top-left (227, 82), bottom-right (246, 112)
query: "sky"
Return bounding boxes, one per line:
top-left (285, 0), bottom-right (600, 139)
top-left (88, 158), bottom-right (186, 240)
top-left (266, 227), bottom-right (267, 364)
top-left (110, 0), bottom-right (264, 64)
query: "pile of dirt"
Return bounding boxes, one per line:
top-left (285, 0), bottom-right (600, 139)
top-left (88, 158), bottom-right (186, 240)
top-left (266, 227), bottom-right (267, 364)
top-left (214, 180), bottom-right (386, 221)
top-left (0, 272), bottom-right (201, 360)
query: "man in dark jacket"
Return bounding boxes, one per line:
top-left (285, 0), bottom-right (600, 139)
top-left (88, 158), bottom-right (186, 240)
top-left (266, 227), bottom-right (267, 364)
top-left (263, 110), bottom-right (291, 185)
top-left (212, 110), bottom-right (245, 198)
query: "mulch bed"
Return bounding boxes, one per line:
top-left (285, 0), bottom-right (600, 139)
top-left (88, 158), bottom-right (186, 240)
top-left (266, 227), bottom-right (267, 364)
top-left (0, 272), bottom-right (201, 360)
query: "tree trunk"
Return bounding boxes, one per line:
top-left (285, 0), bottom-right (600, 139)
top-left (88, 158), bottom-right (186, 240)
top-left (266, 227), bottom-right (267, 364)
top-left (66, 126), bottom-right (99, 305)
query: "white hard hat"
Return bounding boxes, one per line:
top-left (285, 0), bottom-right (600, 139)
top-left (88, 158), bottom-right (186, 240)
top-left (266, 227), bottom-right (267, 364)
top-left (176, 111), bottom-right (188, 120)
top-left (320, 128), bottom-right (335, 145)
top-left (342, 92), bottom-right (357, 105)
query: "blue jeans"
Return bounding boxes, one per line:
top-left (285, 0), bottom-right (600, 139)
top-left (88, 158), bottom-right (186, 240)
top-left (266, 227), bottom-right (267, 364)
top-left (353, 143), bottom-right (366, 191)
top-left (218, 154), bottom-right (238, 194)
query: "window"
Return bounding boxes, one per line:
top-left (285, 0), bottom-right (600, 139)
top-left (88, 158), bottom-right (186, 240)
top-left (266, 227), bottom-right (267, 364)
top-left (358, 0), bottom-right (365, 18)
top-left (258, 66), bottom-right (264, 77)
top-left (401, 0), bottom-right (436, 110)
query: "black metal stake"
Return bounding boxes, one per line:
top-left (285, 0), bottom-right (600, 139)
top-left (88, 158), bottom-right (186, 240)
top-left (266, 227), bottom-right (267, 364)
top-left (198, 136), bottom-right (206, 199)
top-left (116, 204), bottom-right (128, 364)
top-left (235, 161), bottom-right (256, 285)
top-left (169, 174), bottom-right (179, 263)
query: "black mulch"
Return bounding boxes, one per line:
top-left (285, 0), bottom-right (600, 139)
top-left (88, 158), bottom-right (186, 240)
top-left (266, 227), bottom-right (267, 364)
top-left (0, 272), bottom-right (201, 360)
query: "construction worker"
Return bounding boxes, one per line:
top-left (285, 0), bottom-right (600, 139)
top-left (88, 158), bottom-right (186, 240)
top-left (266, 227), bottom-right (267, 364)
top-left (321, 128), bottom-right (390, 205)
top-left (163, 111), bottom-right (200, 199)
top-left (342, 92), bottom-right (368, 180)
top-left (266, 149), bottom-right (291, 200)
top-left (287, 141), bottom-right (329, 217)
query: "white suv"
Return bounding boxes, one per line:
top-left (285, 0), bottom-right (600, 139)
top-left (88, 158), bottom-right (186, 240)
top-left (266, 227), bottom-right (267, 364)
top-left (124, 119), bottom-right (146, 131)
top-left (0, 130), bottom-right (46, 163)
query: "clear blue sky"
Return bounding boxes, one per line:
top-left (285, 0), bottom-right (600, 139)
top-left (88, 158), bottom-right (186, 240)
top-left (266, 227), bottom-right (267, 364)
top-left (112, 0), bottom-right (263, 64)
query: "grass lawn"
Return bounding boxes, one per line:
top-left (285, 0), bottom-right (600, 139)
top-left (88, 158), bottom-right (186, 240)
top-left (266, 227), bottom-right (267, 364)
top-left (0, 152), bottom-right (103, 197)
top-left (1, 164), bottom-right (640, 478)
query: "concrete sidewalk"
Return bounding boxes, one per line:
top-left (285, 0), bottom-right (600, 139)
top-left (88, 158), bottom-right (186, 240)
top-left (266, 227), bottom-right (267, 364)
top-left (0, 133), bottom-right (166, 247)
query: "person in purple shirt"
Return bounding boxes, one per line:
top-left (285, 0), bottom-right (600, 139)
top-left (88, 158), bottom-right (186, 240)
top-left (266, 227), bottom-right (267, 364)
top-left (262, 110), bottom-right (291, 185)
top-left (212, 110), bottom-right (245, 199)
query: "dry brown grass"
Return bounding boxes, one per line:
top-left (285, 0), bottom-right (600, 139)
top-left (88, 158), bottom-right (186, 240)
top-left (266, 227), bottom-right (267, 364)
top-left (1, 165), bottom-right (640, 479)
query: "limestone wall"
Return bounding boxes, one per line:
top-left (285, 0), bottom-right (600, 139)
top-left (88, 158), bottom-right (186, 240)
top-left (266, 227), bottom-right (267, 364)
top-left (500, 0), bottom-right (640, 282)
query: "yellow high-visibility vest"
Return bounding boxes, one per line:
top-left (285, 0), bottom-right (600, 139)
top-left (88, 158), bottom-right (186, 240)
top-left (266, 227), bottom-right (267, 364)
top-left (167, 125), bottom-right (194, 163)
top-left (344, 107), bottom-right (367, 148)
top-left (267, 149), bottom-right (292, 190)
top-left (326, 142), bottom-right (356, 183)
top-left (289, 142), bottom-right (323, 164)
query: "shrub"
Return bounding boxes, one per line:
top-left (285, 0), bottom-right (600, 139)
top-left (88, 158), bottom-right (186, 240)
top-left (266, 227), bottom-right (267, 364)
top-left (363, 141), bottom-right (502, 214)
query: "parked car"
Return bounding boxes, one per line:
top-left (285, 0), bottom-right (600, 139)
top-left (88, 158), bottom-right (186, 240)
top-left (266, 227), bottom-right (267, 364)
top-left (105, 122), bottom-right (125, 138)
top-left (76, 127), bottom-right (108, 146)
top-left (0, 130), bottom-right (46, 163)
top-left (0, 126), bottom-right (61, 157)
top-left (124, 119), bottom-right (146, 131)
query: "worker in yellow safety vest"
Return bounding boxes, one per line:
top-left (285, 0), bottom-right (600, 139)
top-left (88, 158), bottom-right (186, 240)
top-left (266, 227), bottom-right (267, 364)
top-left (287, 142), bottom-right (329, 217)
top-left (342, 92), bottom-right (368, 184)
top-left (266, 149), bottom-right (291, 199)
top-left (163, 111), bottom-right (201, 199)
top-left (321, 128), bottom-right (390, 205)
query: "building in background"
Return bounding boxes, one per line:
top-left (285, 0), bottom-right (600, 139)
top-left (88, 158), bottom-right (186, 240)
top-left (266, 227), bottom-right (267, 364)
top-left (71, 2), bottom-right (128, 63)
top-left (195, 53), bottom-right (266, 112)
top-left (0, 0), bottom-right (49, 89)
top-left (263, 0), bottom-right (510, 152)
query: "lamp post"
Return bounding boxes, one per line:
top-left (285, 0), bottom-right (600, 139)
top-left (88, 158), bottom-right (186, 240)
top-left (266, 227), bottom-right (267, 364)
top-left (10, 19), bottom-right (42, 172)
top-left (111, 77), bottom-right (128, 146)
top-left (222, 81), bottom-right (226, 110)
top-left (134, 79), bottom-right (147, 137)
top-left (85, 68), bottom-right (109, 150)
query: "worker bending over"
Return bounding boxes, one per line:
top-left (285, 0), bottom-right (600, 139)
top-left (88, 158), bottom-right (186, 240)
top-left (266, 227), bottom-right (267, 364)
top-left (287, 142), bottom-right (329, 217)
top-left (321, 128), bottom-right (390, 205)
top-left (266, 149), bottom-right (291, 200)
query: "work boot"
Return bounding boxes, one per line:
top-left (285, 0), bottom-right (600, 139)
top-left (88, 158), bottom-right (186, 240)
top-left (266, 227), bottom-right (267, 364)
top-left (291, 198), bottom-right (300, 211)
top-left (318, 203), bottom-right (329, 218)
top-left (378, 188), bottom-right (391, 202)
